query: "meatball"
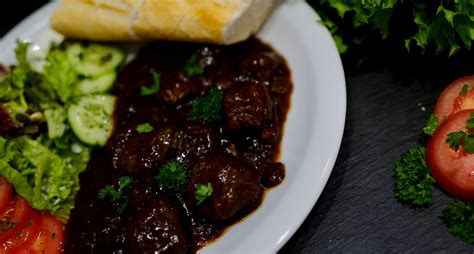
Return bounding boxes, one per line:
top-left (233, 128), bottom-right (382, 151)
top-left (186, 154), bottom-right (262, 221)
top-left (223, 82), bottom-right (274, 132)
top-left (116, 125), bottom-right (174, 177)
top-left (127, 196), bottom-right (190, 254)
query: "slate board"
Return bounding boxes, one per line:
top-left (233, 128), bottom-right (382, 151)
top-left (2, 2), bottom-right (474, 253)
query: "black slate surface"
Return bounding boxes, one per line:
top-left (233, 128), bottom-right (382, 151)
top-left (2, 2), bottom-right (474, 253)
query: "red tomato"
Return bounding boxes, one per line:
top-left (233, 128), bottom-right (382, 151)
top-left (0, 196), bottom-right (36, 243)
top-left (433, 75), bottom-right (474, 124)
top-left (2, 211), bottom-right (41, 254)
top-left (21, 213), bottom-right (64, 254)
top-left (426, 109), bottom-right (474, 202)
top-left (0, 177), bottom-right (13, 214)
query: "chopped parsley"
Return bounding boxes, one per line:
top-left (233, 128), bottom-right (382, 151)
top-left (0, 219), bottom-right (16, 232)
top-left (136, 123), bottom-right (154, 134)
top-left (423, 114), bottom-right (439, 136)
top-left (195, 183), bottom-right (213, 205)
top-left (184, 54), bottom-right (204, 77)
top-left (443, 201), bottom-right (474, 244)
top-left (394, 147), bottom-right (434, 206)
top-left (187, 88), bottom-right (223, 125)
top-left (460, 84), bottom-right (470, 97)
top-left (98, 176), bottom-right (133, 213)
top-left (155, 161), bottom-right (188, 192)
top-left (140, 71), bottom-right (161, 96)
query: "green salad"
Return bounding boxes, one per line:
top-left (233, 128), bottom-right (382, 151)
top-left (0, 41), bottom-right (124, 222)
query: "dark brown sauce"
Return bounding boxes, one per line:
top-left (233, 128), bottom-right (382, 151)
top-left (64, 38), bottom-right (293, 253)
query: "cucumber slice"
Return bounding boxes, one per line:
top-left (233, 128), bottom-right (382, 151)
top-left (68, 95), bottom-right (116, 146)
top-left (77, 72), bottom-right (117, 95)
top-left (66, 43), bottom-right (125, 77)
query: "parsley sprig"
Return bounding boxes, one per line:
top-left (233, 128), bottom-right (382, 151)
top-left (394, 147), bottom-right (435, 206)
top-left (187, 88), bottom-right (223, 125)
top-left (195, 183), bottom-right (213, 205)
top-left (136, 123), bottom-right (154, 134)
top-left (98, 176), bottom-right (133, 214)
top-left (140, 71), bottom-right (161, 96)
top-left (443, 201), bottom-right (474, 244)
top-left (446, 113), bottom-right (474, 154)
top-left (423, 114), bottom-right (439, 136)
top-left (184, 54), bottom-right (204, 77)
top-left (155, 161), bottom-right (189, 192)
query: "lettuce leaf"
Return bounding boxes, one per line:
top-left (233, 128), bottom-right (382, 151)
top-left (43, 50), bottom-right (77, 103)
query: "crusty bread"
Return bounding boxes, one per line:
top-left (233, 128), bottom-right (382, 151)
top-left (50, 0), bottom-right (276, 44)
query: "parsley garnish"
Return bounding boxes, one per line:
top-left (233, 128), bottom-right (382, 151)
top-left (423, 114), bottom-right (439, 136)
top-left (443, 201), bottom-right (474, 244)
top-left (447, 131), bottom-right (465, 151)
top-left (184, 54), bottom-right (204, 77)
top-left (195, 183), bottom-right (213, 205)
top-left (467, 113), bottom-right (474, 129)
top-left (136, 123), bottom-right (154, 134)
top-left (0, 219), bottom-right (16, 232)
top-left (394, 147), bottom-right (434, 206)
top-left (140, 71), bottom-right (161, 96)
top-left (98, 176), bottom-right (133, 213)
top-left (155, 161), bottom-right (189, 192)
top-left (446, 113), bottom-right (474, 153)
top-left (187, 88), bottom-right (223, 125)
top-left (460, 84), bottom-right (469, 97)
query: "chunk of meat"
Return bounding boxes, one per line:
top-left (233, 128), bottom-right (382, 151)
top-left (223, 83), bottom-right (273, 131)
top-left (116, 125), bottom-right (174, 178)
top-left (127, 196), bottom-right (190, 254)
top-left (156, 72), bottom-right (203, 105)
top-left (170, 124), bottom-right (218, 167)
top-left (239, 51), bottom-right (281, 81)
top-left (186, 154), bottom-right (262, 221)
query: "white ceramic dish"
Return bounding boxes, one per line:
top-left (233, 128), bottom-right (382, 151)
top-left (0, 1), bottom-right (346, 253)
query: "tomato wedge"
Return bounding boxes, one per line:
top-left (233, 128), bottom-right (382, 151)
top-left (426, 109), bottom-right (474, 202)
top-left (0, 196), bottom-right (36, 243)
top-left (433, 75), bottom-right (474, 124)
top-left (2, 211), bottom-right (41, 253)
top-left (0, 177), bottom-right (13, 214)
top-left (21, 213), bottom-right (64, 254)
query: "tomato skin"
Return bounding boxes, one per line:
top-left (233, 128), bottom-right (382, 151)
top-left (433, 75), bottom-right (474, 124)
top-left (0, 196), bottom-right (36, 243)
top-left (2, 211), bottom-right (41, 254)
top-left (0, 177), bottom-right (13, 214)
top-left (20, 213), bottom-right (64, 254)
top-left (426, 109), bottom-right (474, 202)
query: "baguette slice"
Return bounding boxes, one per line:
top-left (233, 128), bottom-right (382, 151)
top-left (50, 0), bottom-right (276, 44)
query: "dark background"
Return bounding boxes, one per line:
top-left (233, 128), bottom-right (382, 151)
top-left (2, 1), bottom-right (473, 253)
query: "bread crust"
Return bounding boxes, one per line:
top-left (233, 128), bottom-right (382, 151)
top-left (50, 0), bottom-right (276, 44)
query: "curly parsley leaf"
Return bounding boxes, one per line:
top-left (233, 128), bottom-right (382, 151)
top-left (184, 54), bottom-right (204, 77)
top-left (394, 147), bottom-right (434, 206)
top-left (447, 131), bottom-right (465, 151)
top-left (98, 176), bottom-right (133, 213)
top-left (136, 123), bottom-right (154, 134)
top-left (443, 201), bottom-right (474, 244)
top-left (195, 183), bottom-right (213, 205)
top-left (423, 114), bottom-right (439, 136)
top-left (187, 88), bottom-right (223, 125)
top-left (140, 71), bottom-right (161, 96)
top-left (155, 161), bottom-right (188, 192)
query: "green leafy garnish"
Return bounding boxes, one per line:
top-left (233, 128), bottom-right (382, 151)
top-left (184, 54), bottom-right (204, 77)
top-left (195, 183), bottom-right (213, 205)
top-left (187, 88), bottom-right (223, 125)
top-left (155, 161), bottom-right (188, 191)
top-left (136, 123), bottom-right (154, 134)
top-left (394, 147), bottom-right (434, 206)
top-left (423, 114), bottom-right (439, 136)
top-left (98, 176), bottom-right (133, 214)
top-left (447, 131), bottom-right (465, 151)
top-left (140, 71), bottom-right (161, 96)
top-left (466, 112), bottom-right (474, 129)
top-left (443, 201), bottom-right (474, 244)
top-left (460, 84), bottom-right (470, 97)
top-left (43, 50), bottom-right (77, 103)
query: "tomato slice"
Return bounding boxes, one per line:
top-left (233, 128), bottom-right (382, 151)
top-left (433, 75), bottom-right (474, 124)
top-left (0, 177), bottom-right (13, 214)
top-left (2, 211), bottom-right (41, 253)
top-left (0, 196), bottom-right (36, 243)
top-left (21, 213), bottom-right (64, 254)
top-left (426, 109), bottom-right (474, 202)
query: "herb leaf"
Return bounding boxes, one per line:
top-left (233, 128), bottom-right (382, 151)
top-left (195, 183), bottom-right (213, 205)
top-left (460, 84), bottom-right (470, 97)
top-left (443, 201), bottom-right (474, 244)
top-left (394, 147), bottom-right (434, 206)
top-left (423, 114), bottom-right (439, 136)
top-left (447, 131), bottom-right (465, 151)
top-left (187, 88), bottom-right (223, 125)
top-left (136, 123), bottom-right (154, 134)
top-left (140, 71), bottom-right (161, 96)
top-left (98, 176), bottom-right (133, 213)
top-left (155, 161), bottom-right (188, 191)
top-left (466, 113), bottom-right (474, 129)
top-left (184, 54), bottom-right (204, 77)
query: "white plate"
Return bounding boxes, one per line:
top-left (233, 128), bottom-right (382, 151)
top-left (0, 1), bottom-right (346, 253)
